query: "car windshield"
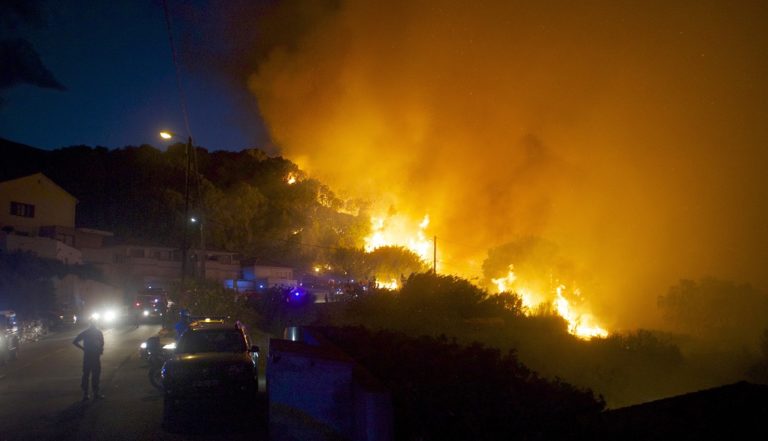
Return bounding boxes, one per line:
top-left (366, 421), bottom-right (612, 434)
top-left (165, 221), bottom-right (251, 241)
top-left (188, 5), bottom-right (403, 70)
top-left (176, 329), bottom-right (246, 353)
top-left (136, 295), bottom-right (165, 305)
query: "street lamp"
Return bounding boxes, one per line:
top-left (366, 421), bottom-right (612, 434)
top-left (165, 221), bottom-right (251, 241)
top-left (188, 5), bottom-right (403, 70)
top-left (160, 130), bottom-right (193, 286)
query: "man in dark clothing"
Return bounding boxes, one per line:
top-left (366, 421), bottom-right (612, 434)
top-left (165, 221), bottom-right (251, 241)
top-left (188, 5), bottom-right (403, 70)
top-left (174, 308), bottom-right (190, 341)
top-left (73, 319), bottom-right (104, 400)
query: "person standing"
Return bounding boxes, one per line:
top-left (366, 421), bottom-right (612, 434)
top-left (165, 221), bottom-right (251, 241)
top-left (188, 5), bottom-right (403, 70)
top-left (73, 318), bottom-right (104, 400)
top-left (174, 308), bottom-right (191, 341)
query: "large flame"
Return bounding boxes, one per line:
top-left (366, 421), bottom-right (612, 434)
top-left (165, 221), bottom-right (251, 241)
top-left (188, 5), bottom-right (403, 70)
top-left (365, 213), bottom-right (433, 261)
top-left (362, 215), bottom-right (609, 339)
top-left (364, 213), bottom-right (433, 290)
top-left (492, 265), bottom-right (608, 340)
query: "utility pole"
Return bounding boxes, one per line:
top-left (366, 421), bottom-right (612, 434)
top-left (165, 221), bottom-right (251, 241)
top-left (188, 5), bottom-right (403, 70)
top-left (198, 216), bottom-right (206, 280)
top-left (180, 135), bottom-right (192, 287)
top-left (433, 235), bottom-right (437, 274)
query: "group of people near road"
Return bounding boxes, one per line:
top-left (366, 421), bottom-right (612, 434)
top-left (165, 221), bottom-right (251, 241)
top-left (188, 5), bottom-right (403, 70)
top-left (71, 308), bottom-right (191, 401)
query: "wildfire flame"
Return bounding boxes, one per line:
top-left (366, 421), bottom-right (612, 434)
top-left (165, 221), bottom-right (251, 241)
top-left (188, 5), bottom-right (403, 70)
top-left (364, 213), bottom-right (433, 290)
top-left (286, 173), bottom-right (297, 185)
top-left (492, 265), bottom-right (608, 340)
top-left (365, 214), bottom-right (433, 262)
top-left (361, 214), bottom-right (609, 339)
top-left (376, 278), bottom-right (400, 290)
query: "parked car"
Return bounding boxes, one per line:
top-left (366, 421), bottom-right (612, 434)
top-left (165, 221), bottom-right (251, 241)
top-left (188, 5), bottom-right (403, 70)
top-left (0, 310), bottom-right (20, 364)
top-left (161, 318), bottom-right (259, 421)
top-left (44, 308), bottom-right (79, 330)
top-left (139, 333), bottom-right (175, 360)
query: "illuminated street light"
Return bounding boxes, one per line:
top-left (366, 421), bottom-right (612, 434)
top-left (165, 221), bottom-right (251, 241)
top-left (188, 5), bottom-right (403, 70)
top-left (159, 131), bottom-right (174, 140)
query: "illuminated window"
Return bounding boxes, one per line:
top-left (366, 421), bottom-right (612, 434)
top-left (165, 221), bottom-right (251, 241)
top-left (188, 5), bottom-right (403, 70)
top-left (10, 201), bottom-right (35, 218)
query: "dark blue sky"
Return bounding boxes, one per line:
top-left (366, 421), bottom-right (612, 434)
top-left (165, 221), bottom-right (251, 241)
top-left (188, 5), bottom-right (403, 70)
top-left (0, 0), bottom-right (270, 152)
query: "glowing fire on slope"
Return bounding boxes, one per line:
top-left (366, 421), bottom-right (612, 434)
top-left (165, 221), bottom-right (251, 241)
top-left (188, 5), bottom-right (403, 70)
top-left (364, 214), bottom-right (433, 289)
top-left (492, 266), bottom-right (608, 340)
top-left (360, 215), bottom-right (609, 339)
top-left (365, 214), bottom-right (432, 260)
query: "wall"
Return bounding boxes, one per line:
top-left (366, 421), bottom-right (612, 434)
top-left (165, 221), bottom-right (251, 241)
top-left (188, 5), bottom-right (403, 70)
top-left (267, 329), bottom-right (393, 441)
top-left (1, 234), bottom-right (82, 264)
top-left (54, 274), bottom-right (123, 311)
top-left (243, 265), bottom-right (295, 287)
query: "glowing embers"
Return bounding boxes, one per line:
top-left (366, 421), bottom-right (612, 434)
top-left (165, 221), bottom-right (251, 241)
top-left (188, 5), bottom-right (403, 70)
top-left (492, 265), bottom-right (608, 340)
top-left (375, 278), bottom-right (400, 290)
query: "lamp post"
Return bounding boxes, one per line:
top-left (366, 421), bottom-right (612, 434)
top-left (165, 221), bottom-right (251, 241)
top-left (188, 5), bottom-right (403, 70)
top-left (160, 131), bottom-right (193, 286)
top-left (190, 216), bottom-right (205, 280)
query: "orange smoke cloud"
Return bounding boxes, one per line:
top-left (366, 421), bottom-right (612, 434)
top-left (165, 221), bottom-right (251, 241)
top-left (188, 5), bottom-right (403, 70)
top-left (243, 0), bottom-right (768, 329)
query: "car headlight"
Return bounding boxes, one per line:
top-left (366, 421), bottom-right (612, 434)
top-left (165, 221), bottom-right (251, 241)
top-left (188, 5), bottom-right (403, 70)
top-left (90, 312), bottom-right (101, 321)
top-left (163, 342), bottom-right (177, 350)
top-left (143, 310), bottom-right (150, 317)
top-left (103, 309), bottom-right (117, 322)
top-left (140, 341), bottom-right (147, 349)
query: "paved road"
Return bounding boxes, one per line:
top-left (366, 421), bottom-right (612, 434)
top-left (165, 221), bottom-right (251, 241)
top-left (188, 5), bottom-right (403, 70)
top-left (0, 323), bottom-right (268, 441)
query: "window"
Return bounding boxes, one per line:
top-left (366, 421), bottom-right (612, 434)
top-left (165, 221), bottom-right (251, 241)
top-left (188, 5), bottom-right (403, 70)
top-left (10, 202), bottom-right (35, 218)
top-left (153, 250), bottom-right (171, 260)
top-left (129, 248), bottom-right (145, 258)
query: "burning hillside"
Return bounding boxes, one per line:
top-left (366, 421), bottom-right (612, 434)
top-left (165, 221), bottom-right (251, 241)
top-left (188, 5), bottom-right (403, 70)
top-left (223, 0), bottom-right (768, 331)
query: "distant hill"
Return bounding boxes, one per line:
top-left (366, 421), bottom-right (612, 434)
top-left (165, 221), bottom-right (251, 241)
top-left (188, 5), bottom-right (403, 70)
top-left (0, 138), bottom-right (369, 270)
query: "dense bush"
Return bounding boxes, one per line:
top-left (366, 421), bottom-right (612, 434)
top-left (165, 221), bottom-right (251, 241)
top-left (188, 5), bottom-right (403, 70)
top-left (318, 326), bottom-right (605, 440)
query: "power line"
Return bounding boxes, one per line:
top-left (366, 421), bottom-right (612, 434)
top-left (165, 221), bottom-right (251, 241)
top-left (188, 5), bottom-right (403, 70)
top-left (161, 0), bottom-right (192, 139)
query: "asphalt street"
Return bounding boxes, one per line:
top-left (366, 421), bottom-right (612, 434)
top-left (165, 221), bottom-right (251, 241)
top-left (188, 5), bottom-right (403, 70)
top-left (0, 323), bottom-right (268, 441)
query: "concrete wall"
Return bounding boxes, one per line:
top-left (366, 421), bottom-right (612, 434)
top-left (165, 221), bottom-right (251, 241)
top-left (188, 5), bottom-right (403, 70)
top-left (243, 265), bottom-right (296, 287)
top-left (267, 329), bottom-right (393, 441)
top-left (54, 274), bottom-right (123, 311)
top-left (1, 234), bottom-right (83, 264)
top-left (82, 245), bottom-right (241, 293)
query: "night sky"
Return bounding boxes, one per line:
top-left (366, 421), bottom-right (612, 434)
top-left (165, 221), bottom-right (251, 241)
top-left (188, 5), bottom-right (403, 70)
top-left (3, 0), bottom-right (768, 329)
top-left (0, 0), bottom-right (269, 151)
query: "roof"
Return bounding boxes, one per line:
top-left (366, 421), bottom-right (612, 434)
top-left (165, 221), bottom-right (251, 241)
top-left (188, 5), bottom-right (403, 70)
top-left (0, 172), bottom-right (78, 203)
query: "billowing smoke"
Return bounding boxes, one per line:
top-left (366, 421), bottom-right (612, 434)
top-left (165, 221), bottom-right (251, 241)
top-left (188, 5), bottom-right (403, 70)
top-left (0, 1), bottom-right (65, 97)
top-left (208, 1), bottom-right (768, 329)
top-left (0, 39), bottom-right (65, 91)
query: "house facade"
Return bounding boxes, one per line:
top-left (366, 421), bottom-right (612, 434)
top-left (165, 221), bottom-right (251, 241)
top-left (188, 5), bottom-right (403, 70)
top-left (242, 263), bottom-right (297, 289)
top-left (0, 173), bottom-right (77, 236)
top-left (82, 245), bottom-right (242, 294)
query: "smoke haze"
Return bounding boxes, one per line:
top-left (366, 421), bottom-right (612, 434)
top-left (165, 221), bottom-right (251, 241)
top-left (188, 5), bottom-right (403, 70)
top-left (211, 0), bottom-right (768, 329)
